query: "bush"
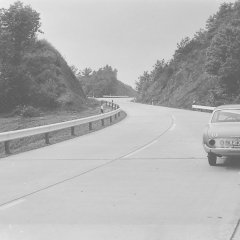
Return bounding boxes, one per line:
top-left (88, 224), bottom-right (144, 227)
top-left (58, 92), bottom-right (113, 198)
top-left (86, 98), bottom-right (100, 107)
top-left (12, 105), bottom-right (41, 117)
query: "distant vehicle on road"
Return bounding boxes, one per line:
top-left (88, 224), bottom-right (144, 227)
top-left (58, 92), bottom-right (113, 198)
top-left (203, 104), bottom-right (240, 166)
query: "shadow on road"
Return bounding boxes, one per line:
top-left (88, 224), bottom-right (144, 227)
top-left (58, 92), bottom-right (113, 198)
top-left (217, 157), bottom-right (240, 170)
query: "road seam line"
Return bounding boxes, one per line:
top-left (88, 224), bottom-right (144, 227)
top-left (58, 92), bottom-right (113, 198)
top-left (122, 114), bottom-right (175, 159)
top-left (0, 199), bottom-right (25, 211)
top-left (230, 219), bottom-right (240, 240)
top-left (0, 114), bottom-right (176, 207)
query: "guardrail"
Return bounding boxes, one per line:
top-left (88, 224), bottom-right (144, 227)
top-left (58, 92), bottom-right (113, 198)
top-left (102, 95), bottom-right (129, 98)
top-left (192, 105), bottom-right (215, 112)
top-left (0, 101), bottom-right (121, 155)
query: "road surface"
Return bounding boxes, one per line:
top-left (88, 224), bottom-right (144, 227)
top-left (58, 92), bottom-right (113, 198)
top-left (0, 99), bottom-right (240, 240)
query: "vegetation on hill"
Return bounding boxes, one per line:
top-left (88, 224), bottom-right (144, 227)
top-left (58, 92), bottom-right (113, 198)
top-left (0, 1), bottom-right (86, 113)
top-left (135, 1), bottom-right (240, 108)
top-left (77, 65), bottom-right (136, 97)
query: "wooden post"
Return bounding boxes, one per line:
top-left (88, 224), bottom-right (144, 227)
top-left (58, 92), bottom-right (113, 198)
top-left (118, 112), bottom-right (120, 117)
top-left (110, 116), bottom-right (112, 123)
top-left (45, 133), bottom-right (50, 145)
top-left (4, 141), bottom-right (11, 155)
top-left (115, 114), bottom-right (117, 119)
top-left (101, 119), bottom-right (104, 126)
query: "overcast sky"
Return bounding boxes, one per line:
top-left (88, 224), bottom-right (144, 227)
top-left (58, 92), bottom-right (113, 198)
top-left (0, 0), bottom-right (236, 87)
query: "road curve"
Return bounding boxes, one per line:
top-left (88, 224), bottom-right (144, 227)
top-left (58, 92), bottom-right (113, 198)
top-left (0, 99), bottom-right (240, 240)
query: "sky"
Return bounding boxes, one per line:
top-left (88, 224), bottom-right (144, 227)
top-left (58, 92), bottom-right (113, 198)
top-left (0, 0), bottom-right (237, 88)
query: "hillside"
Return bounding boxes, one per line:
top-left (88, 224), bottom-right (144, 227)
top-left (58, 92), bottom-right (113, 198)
top-left (135, 1), bottom-right (240, 108)
top-left (0, 2), bottom-right (86, 113)
top-left (79, 65), bottom-right (136, 97)
top-left (22, 39), bottom-right (86, 109)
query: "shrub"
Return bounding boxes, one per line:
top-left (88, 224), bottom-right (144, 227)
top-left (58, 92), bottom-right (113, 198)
top-left (12, 105), bottom-right (41, 117)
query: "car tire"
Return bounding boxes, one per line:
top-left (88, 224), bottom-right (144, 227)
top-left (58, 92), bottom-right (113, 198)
top-left (208, 153), bottom-right (217, 166)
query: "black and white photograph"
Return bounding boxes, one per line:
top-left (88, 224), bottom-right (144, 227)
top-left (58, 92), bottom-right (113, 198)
top-left (0, 0), bottom-right (240, 239)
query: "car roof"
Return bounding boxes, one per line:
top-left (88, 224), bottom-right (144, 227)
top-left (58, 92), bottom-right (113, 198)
top-left (214, 104), bottom-right (240, 110)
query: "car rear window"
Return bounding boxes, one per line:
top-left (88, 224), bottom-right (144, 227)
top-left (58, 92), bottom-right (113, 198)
top-left (212, 109), bottom-right (240, 123)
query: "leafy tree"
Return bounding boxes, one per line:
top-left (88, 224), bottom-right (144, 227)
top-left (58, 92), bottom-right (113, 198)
top-left (206, 23), bottom-right (240, 94)
top-left (0, 1), bottom-right (42, 64)
top-left (70, 65), bottom-right (80, 76)
top-left (150, 59), bottom-right (168, 82)
top-left (206, 3), bottom-right (233, 39)
top-left (173, 37), bottom-right (200, 61)
top-left (79, 65), bottom-right (135, 97)
top-left (134, 1), bottom-right (240, 107)
top-left (0, 1), bottom-right (42, 110)
top-left (81, 67), bottom-right (92, 77)
top-left (135, 71), bottom-right (151, 101)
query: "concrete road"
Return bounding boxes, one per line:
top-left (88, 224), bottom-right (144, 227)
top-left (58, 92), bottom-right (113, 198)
top-left (0, 99), bottom-right (240, 240)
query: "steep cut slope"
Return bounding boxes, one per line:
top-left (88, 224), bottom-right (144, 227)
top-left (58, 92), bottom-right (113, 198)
top-left (22, 40), bottom-right (86, 109)
top-left (136, 1), bottom-right (240, 108)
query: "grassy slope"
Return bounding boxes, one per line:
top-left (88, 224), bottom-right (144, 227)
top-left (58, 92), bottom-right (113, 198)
top-left (0, 103), bottom-right (126, 157)
top-left (0, 107), bottom-right (100, 133)
top-left (22, 39), bottom-right (86, 109)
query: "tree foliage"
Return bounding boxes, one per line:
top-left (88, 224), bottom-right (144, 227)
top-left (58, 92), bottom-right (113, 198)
top-left (206, 22), bottom-right (240, 94)
top-left (0, 1), bottom-right (85, 112)
top-left (79, 65), bottom-right (135, 97)
top-left (135, 1), bottom-right (240, 107)
top-left (0, 1), bottom-right (42, 64)
top-left (81, 67), bottom-right (92, 77)
top-left (0, 1), bottom-right (42, 110)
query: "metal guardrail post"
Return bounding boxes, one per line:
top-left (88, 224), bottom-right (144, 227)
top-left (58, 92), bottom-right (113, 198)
top-left (0, 101), bottom-right (121, 153)
top-left (71, 126), bottom-right (75, 136)
top-left (45, 133), bottom-right (50, 145)
top-left (89, 122), bottom-right (93, 131)
top-left (4, 141), bottom-right (10, 155)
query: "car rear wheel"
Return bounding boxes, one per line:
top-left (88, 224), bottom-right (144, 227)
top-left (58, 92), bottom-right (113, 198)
top-left (208, 153), bottom-right (217, 166)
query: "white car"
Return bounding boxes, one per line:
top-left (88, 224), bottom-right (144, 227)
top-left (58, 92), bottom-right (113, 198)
top-left (203, 104), bottom-right (240, 166)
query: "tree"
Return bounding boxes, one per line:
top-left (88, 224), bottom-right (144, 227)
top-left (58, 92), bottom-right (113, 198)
top-left (0, 1), bottom-right (42, 64)
top-left (150, 59), bottom-right (167, 82)
top-left (0, 1), bottom-right (42, 110)
top-left (70, 65), bottom-right (79, 76)
top-left (81, 67), bottom-right (92, 77)
top-left (206, 23), bottom-right (240, 94)
top-left (206, 3), bottom-right (233, 39)
top-left (174, 37), bottom-right (197, 60)
top-left (135, 71), bottom-right (151, 95)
